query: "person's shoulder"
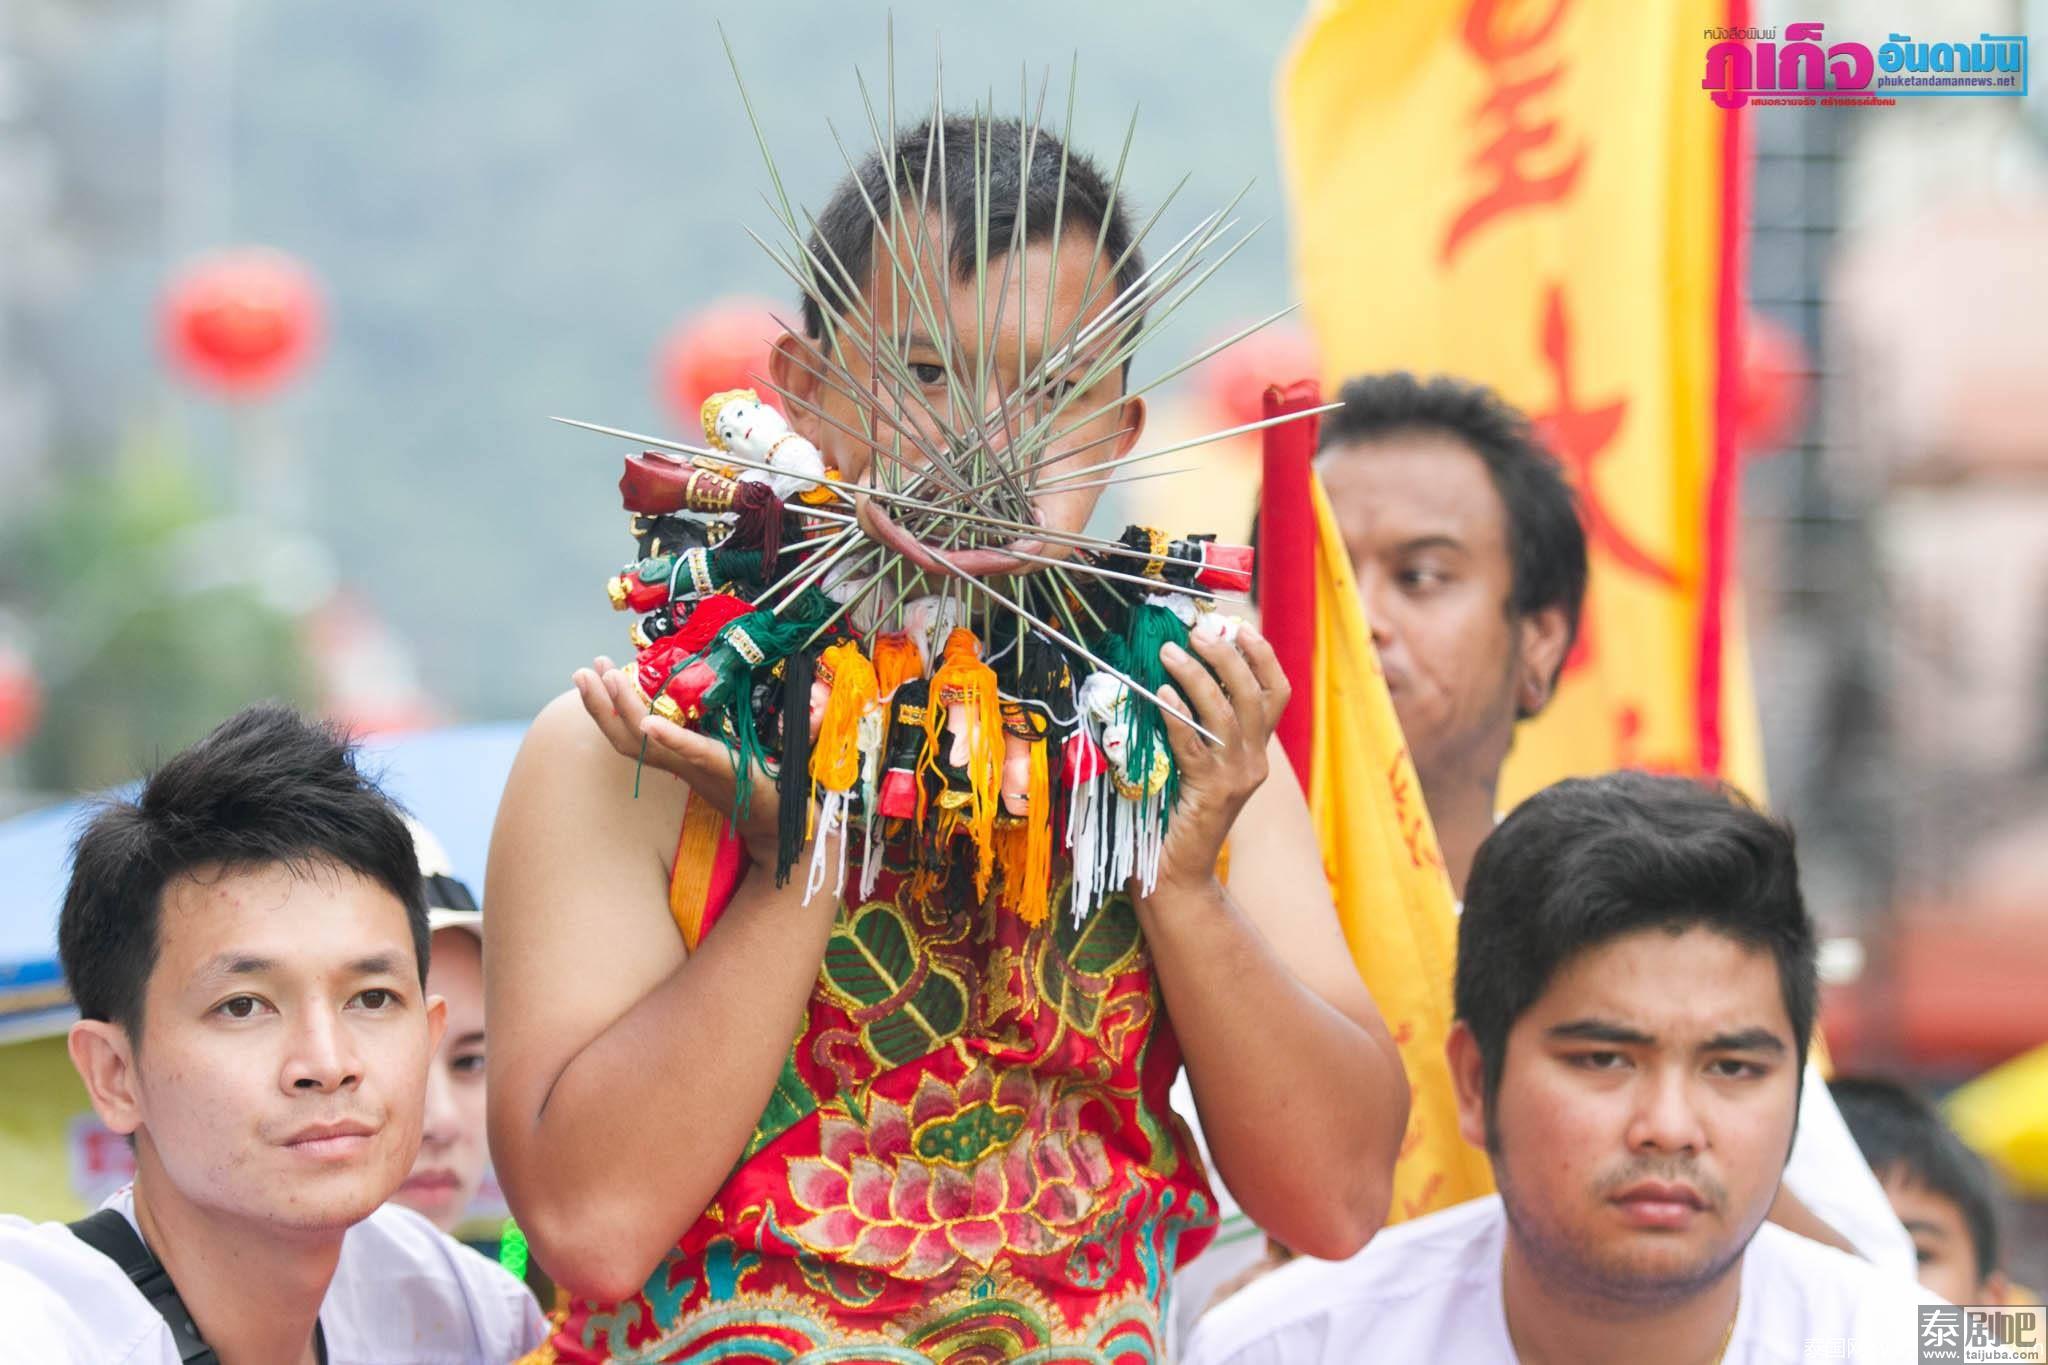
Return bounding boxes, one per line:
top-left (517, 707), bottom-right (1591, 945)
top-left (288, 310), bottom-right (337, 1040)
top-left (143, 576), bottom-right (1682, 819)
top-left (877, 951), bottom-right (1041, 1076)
top-left (325, 1205), bottom-right (544, 1363)
top-left (0, 1216), bottom-right (178, 1364)
top-left (1742, 1221), bottom-right (1946, 1359)
top-left (1747, 1219), bottom-right (1944, 1304)
top-left (1185, 1197), bottom-right (1504, 1365)
top-left (501, 689), bottom-right (689, 860)
top-left (342, 1202), bottom-right (531, 1299)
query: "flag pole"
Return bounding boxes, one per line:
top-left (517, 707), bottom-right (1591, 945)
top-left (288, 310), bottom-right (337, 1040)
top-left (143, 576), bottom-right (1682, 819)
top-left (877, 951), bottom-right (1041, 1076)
top-left (1258, 378), bottom-right (1323, 792)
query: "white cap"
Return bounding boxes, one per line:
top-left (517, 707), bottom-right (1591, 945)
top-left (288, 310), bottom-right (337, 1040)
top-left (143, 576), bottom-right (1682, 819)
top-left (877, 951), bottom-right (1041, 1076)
top-left (405, 816), bottom-right (483, 940)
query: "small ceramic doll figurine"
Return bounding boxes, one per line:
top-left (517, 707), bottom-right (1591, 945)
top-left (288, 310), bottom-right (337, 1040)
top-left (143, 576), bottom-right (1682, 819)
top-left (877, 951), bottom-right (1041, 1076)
top-left (632, 594), bottom-right (754, 723)
top-left (875, 678), bottom-right (933, 821)
top-left (1189, 609), bottom-right (1243, 648)
top-left (631, 510), bottom-right (712, 563)
top-left (1079, 670), bottom-right (1170, 801)
top-left (999, 700), bottom-right (1046, 817)
top-left (700, 388), bottom-right (833, 504)
top-left (629, 604), bottom-right (679, 652)
top-left (610, 551), bottom-right (699, 615)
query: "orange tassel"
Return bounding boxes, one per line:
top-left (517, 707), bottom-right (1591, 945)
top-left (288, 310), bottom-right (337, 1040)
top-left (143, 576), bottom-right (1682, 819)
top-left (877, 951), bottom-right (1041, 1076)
top-left (1020, 737), bottom-right (1051, 924)
top-left (995, 702), bottom-right (1054, 926)
top-left (809, 640), bottom-right (879, 797)
top-left (669, 794), bottom-right (731, 951)
top-left (919, 628), bottom-right (1002, 897)
top-left (871, 632), bottom-right (923, 698)
top-left (997, 734), bottom-right (1053, 925)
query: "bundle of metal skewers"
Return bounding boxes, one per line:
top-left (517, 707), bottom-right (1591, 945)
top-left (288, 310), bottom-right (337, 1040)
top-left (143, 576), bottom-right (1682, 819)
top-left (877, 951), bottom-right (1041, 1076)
top-left (562, 40), bottom-right (1334, 925)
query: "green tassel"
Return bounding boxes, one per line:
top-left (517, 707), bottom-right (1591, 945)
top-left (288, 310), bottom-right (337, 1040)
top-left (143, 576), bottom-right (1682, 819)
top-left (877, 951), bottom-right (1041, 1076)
top-left (1098, 602), bottom-right (1193, 815)
top-left (695, 588), bottom-right (840, 820)
top-left (498, 1217), bottom-right (530, 1278)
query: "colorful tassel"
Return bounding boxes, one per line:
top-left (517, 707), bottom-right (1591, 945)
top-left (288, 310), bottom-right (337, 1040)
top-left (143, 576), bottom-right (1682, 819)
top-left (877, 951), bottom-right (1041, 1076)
top-left (775, 647), bottom-right (815, 887)
top-left (871, 632), bottom-right (924, 698)
top-left (636, 592), bottom-right (751, 716)
top-left (996, 700), bottom-right (1053, 924)
top-left (805, 640), bottom-right (880, 904)
top-left (920, 628), bottom-right (1003, 898)
top-left (1097, 600), bottom-right (1193, 814)
top-left (726, 479), bottom-right (786, 565)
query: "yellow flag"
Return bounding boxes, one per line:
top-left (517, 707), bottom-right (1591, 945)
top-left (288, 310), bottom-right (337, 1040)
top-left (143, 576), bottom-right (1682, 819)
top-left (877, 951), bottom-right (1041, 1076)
top-left (1279, 0), bottom-right (1763, 801)
top-left (1306, 479), bottom-right (1497, 1222)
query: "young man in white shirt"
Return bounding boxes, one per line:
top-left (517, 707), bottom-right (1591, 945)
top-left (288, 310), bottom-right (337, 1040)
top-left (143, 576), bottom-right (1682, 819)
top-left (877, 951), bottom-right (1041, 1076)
top-left (1188, 773), bottom-right (1945, 1365)
top-left (0, 705), bottom-right (545, 1364)
top-left (1172, 374), bottom-right (1907, 1342)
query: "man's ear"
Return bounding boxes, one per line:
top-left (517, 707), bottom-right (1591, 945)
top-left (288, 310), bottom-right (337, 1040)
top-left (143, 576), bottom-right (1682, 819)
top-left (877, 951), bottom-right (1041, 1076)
top-left (769, 332), bottom-right (827, 452)
top-left (1110, 394), bottom-right (1146, 461)
top-left (1446, 1020), bottom-right (1491, 1151)
top-left (425, 993), bottom-right (449, 1053)
top-left (69, 1020), bottom-right (143, 1137)
top-left (1514, 604), bottom-right (1573, 719)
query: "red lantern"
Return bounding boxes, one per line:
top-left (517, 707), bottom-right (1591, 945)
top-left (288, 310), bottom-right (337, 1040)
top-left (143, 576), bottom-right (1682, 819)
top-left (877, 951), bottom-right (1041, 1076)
top-left (0, 645), bottom-right (40, 754)
top-left (1736, 312), bottom-right (1810, 455)
top-left (1199, 322), bottom-right (1319, 429)
top-left (656, 298), bottom-right (785, 436)
top-left (162, 248), bottom-right (323, 399)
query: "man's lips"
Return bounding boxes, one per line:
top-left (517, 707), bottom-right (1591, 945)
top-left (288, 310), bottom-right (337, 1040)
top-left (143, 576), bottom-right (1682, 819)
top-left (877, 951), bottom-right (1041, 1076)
top-left (281, 1118), bottom-right (378, 1160)
top-left (400, 1169), bottom-right (461, 1196)
top-left (1610, 1180), bottom-right (1707, 1228)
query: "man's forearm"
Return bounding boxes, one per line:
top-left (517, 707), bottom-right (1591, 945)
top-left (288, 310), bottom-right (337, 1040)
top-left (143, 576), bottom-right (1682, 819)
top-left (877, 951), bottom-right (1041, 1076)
top-left (1139, 876), bottom-right (1407, 1259)
top-left (505, 871), bottom-right (838, 1296)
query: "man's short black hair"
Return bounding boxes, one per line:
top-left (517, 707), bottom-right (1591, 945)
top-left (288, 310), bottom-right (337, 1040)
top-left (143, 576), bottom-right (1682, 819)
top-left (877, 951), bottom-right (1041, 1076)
top-left (800, 115), bottom-right (1144, 355)
top-left (1831, 1075), bottom-right (2002, 1282)
top-left (1456, 772), bottom-right (1816, 1114)
top-left (59, 704), bottom-right (428, 1041)
top-left (1319, 372), bottom-right (1589, 699)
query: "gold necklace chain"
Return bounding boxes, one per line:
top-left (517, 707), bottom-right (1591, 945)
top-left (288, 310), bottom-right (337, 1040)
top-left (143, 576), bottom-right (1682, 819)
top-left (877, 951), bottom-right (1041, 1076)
top-left (1712, 1295), bottom-right (1740, 1364)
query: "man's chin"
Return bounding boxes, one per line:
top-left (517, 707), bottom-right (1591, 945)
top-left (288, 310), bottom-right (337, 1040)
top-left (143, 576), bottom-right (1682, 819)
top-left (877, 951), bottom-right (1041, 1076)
top-left (1578, 1236), bottom-right (1741, 1305)
top-left (254, 1155), bottom-right (410, 1233)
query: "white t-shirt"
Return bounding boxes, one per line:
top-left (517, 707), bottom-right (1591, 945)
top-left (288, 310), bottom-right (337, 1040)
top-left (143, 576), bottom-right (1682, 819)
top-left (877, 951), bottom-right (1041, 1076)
top-left (1784, 1060), bottom-right (1917, 1279)
top-left (0, 1187), bottom-right (546, 1365)
top-left (1184, 1193), bottom-right (1944, 1365)
top-left (1169, 1061), bottom-right (1914, 1348)
top-left (1166, 1071), bottom-right (1260, 1353)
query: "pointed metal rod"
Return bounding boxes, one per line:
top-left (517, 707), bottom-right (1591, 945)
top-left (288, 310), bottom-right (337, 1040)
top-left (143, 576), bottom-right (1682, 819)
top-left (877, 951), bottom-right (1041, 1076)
top-left (980, 535), bottom-right (1235, 602)
top-left (919, 540), bottom-right (1223, 746)
top-left (995, 276), bottom-right (1293, 483)
top-left (933, 211), bottom-right (1259, 481)
top-left (1030, 403), bottom-right (1346, 489)
top-left (794, 491), bottom-right (1202, 570)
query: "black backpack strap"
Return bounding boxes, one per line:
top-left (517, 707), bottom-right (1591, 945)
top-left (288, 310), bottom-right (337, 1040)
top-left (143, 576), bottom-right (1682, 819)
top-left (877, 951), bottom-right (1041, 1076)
top-left (67, 1209), bottom-right (218, 1364)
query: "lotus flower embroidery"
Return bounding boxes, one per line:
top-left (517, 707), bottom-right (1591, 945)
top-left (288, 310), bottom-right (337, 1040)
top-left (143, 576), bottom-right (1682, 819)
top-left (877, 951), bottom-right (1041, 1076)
top-left (788, 1063), bottom-right (1115, 1280)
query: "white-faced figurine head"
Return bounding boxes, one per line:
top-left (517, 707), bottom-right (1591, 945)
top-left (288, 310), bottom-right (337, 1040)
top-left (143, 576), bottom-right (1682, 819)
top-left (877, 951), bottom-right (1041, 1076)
top-left (903, 596), bottom-right (965, 673)
top-left (1191, 611), bottom-right (1243, 648)
top-left (1078, 671), bottom-right (1129, 726)
top-left (1099, 717), bottom-right (1132, 767)
top-left (702, 388), bottom-right (789, 460)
